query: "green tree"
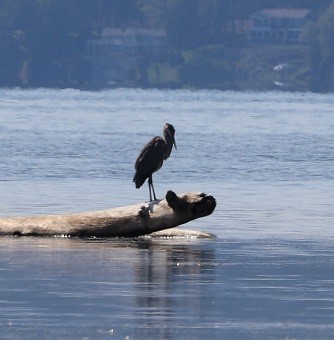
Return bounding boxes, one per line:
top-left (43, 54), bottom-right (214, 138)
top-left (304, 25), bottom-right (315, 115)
top-left (0, 0), bottom-right (94, 87)
top-left (93, 0), bottom-right (141, 33)
top-left (26, 0), bottom-right (93, 86)
top-left (164, 0), bottom-right (202, 50)
top-left (137, 0), bottom-right (166, 28)
top-left (308, 1), bottom-right (334, 91)
top-left (0, 0), bottom-right (39, 86)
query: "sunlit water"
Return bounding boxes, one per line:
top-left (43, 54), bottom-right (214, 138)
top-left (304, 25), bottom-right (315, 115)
top-left (0, 88), bottom-right (333, 338)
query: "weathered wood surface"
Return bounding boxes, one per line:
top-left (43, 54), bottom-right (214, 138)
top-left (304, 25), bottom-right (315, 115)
top-left (0, 191), bottom-right (216, 237)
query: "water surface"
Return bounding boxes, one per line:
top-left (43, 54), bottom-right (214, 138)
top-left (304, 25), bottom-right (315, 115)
top-left (0, 89), bottom-right (333, 338)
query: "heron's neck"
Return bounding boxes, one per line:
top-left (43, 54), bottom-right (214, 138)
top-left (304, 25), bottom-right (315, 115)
top-left (163, 133), bottom-right (173, 160)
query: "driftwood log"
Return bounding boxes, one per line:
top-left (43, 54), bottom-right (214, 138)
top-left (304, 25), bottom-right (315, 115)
top-left (0, 191), bottom-right (216, 238)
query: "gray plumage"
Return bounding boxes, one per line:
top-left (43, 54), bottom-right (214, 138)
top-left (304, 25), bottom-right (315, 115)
top-left (133, 123), bottom-right (176, 201)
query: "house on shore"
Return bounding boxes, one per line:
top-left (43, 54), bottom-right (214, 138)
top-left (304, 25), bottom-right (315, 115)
top-left (248, 9), bottom-right (313, 45)
top-left (85, 28), bottom-right (167, 88)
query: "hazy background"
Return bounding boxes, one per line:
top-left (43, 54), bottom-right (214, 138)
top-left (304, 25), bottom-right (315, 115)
top-left (1, 0), bottom-right (334, 91)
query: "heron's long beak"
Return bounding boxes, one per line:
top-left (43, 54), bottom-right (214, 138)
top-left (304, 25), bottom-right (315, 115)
top-left (173, 137), bottom-right (177, 150)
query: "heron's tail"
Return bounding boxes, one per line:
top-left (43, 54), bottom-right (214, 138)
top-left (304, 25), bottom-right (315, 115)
top-left (133, 173), bottom-right (145, 189)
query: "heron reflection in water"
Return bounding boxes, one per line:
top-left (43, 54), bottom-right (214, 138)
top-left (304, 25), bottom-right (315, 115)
top-left (133, 123), bottom-right (176, 201)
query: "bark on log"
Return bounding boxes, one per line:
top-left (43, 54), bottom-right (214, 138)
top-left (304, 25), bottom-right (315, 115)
top-left (0, 191), bottom-right (216, 238)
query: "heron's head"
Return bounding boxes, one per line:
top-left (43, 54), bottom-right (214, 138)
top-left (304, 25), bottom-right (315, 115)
top-left (164, 123), bottom-right (177, 150)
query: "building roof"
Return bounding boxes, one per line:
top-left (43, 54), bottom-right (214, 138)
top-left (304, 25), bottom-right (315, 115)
top-left (253, 8), bottom-right (311, 19)
top-left (101, 28), bottom-right (166, 39)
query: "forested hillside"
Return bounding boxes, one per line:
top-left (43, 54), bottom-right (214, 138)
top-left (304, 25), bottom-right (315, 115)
top-left (1, 0), bottom-right (334, 91)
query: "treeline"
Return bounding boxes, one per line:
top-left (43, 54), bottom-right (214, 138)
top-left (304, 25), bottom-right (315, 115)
top-left (0, 0), bottom-right (334, 91)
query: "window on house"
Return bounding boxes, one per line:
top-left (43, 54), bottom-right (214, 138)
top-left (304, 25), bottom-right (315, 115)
top-left (289, 19), bottom-right (302, 29)
top-left (254, 18), bottom-right (268, 28)
top-left (253, 19), bottom-right (260, 27)
top-left (272, 18), bottom-right (281, 28)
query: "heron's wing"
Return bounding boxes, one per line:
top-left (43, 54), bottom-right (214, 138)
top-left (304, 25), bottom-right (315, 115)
top-left (133, 136), bottom-right (164, 188)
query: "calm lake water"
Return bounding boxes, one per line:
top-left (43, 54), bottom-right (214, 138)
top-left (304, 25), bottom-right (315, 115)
top-left (0, 88), bottom-right (333, 338)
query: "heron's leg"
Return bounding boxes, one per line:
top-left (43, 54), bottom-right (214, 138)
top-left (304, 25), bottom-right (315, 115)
top-left (148, 176), bottom-right (153, 202)
top-left (150, 175), bottom-right (157, 201)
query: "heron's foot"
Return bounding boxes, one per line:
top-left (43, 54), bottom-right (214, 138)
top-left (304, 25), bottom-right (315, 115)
top-left (138, 200), bottom-right (161, 217)
top-left (148, 200), bottom-right (159, 213)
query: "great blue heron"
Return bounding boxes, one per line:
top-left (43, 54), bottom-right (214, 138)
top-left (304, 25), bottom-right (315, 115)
top-left (133, 123), bottom-right (176, 201)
